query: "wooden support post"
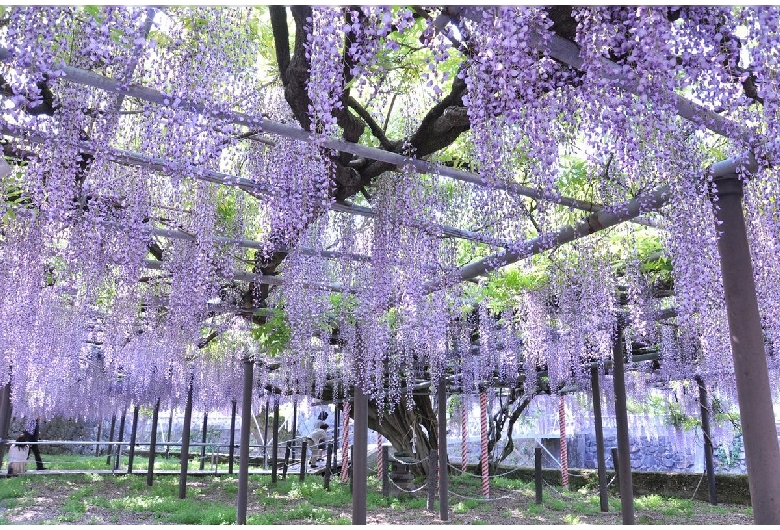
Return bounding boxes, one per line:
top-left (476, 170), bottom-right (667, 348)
top-left (128, 405), bottom-right (140, 473)
top-left (229, 400), bottom-right (237, 475)
top-left (437, 378), bottom-right (449, 522)
top-left (695, 375), bottom-right (718, 505)
top-left (106, 415), bottom-right (116, 466)
top-left (534, 447), bottom-right (543, 504)
top-left (282, 441), bottom-right (291, 480)
top-left (710, 175), bottom-right (780, 523)
top-left (165, 409), bottom-right (173, 459)
top-left (271, 397), bottom-right (280, 484)
top-left (114, 411), bottom-right (126, 471)
top-left (333, 400), bottom-right (340, 469)
top-left (179, 378), bottom-right (193, 500)
top-left (291, 400), bottom-right (298, 440)
top-left (199, 413), bottom-right (208, 471)
top-left (237, 358), bottom-right (254, 525)
top-left (591, 365), bottom-right (609, 512)
top-left (299, 440), bottom-right (308, 482)
top-left (613, 322), bottom-right (635, 524)
top-left (324, 442), bottom-right (334, 491)
top-left (381, 445), bottom-right (390, 498)
top-left (611, 447), bottom-right (620, 489)
top-left (263, 398), bottom-right (269, 469)
top-left (95, 419), bottom-right (103, 457)
top-left (147, 398), bottom-right (160, 486)
top-left (0, 383), bottom-right (12, 469)
top-left (352, 384), bottom-right (368, 525)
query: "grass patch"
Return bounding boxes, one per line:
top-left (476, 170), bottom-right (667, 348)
top-left (546, 498), bottom-right (566, 511)
top-left (526, 503), bottom-right (544, 515)
top-left (563, 513), bottom-right (582, 524)
top-left (453, 499), bottom-right (480, 513)
top-left (0, 479), bottom-right (26, 500)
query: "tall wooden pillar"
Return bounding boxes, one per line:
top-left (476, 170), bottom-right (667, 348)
top-left (352, 385), bottom-right (368, 525)
top-left (0, 383), bottom-right (12, 468)
top-left (114, 411), bottom-right (126, 471)
top-left (613, 322), bottom-right (635, 524)
top-left (106, 415), bottom-right (116, 466)
top-left (271, 397), bottom-right (280, 484)
top-left (199, 413), bottom-right (208, 471)
top-left (127, 405), bottom-right (140, 473)
top-left (695, 375), bottom-right (717, 505)
top-left (147, 398), bottom-right (160, 486)
top-left (229, 400), bottom-right (237, 475)
top-left (710, 175), bottom-right (780, 523)
top-left (437, 378), bottom-right (449, 522)
top-left (237, 358), bottom-right (254, 525)
top-left (591, 365), bottom-right (609, 512)
top-left (179, 378), bottom-right (194, 499)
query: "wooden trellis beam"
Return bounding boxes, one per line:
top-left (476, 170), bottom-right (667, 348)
top-left (0, 44), bottom-right (671, 216)
top-left (0, 124), bottom-right (512, 250)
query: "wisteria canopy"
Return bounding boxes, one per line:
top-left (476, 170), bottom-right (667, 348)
top-left (1, 5), bottom-right (779, 439)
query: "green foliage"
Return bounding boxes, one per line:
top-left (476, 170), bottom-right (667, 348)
top-left (251, 307), bottom-right (291, 356)
top-left (626, 393), bottom-right (699, 431)
top-left (463, 262), bottom-right (550, 315)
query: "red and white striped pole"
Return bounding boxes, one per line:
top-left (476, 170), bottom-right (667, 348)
top-left (559, 393), bottom-right (569, 488)
top-left (479, 391), bottom-right (489, 498)
top-left (340, 400), bottom-right (351, 483)
top-left (461, 397), bottom-right (468, 474)
top-left (377, 433), bottom-right (383, 479)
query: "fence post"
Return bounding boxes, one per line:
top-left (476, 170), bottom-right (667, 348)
top-left (299, 440), bottom-right (308, 482)
top-left (324, 442), bottom-right (333, 491)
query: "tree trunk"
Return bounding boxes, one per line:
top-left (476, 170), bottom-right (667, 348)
top-left (366, 394), bottom-right (439, 476)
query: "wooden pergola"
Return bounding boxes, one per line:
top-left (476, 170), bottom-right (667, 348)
top-left (1, 6), bottom-right (779, 525)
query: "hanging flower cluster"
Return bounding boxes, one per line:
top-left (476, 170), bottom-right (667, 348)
top-left (1, 5), bottom-right (780, 426)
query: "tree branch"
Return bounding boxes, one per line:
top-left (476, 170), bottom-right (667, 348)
top-left (345, 95), bottom-right (395, 150)
top-left (269, 6), bottom-right (291, 83)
